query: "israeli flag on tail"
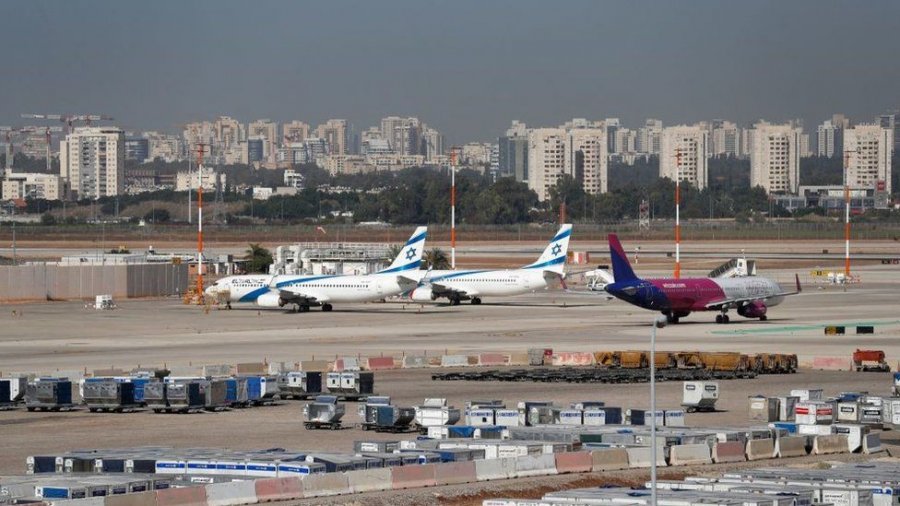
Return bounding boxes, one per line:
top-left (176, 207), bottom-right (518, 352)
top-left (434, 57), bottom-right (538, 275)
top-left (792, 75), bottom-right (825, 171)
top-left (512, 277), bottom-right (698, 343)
top-left (522, 223), bottom-right (572, 274)
top-left (378, 226), bottom-right (427, 274)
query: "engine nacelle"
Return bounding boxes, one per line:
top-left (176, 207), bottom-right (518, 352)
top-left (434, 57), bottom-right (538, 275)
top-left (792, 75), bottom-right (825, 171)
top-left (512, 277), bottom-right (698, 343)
top-left (738, 301), bottom-right (767, 319)
top-left (408, 286), bottom-right (437, 302)
top-left (256, 291), bottom-right (285, 308)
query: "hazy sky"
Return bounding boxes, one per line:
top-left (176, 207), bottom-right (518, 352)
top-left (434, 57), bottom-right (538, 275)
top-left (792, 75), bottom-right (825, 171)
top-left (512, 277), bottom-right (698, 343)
top-left (2, 1), bottom-right (898, 143)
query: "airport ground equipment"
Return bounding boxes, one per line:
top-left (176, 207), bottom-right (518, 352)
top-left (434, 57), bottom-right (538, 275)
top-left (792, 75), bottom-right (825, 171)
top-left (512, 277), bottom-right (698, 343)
top-left (682, 381), bottom-right (719, 412)
top-left (325, 371), bottom-right (374, 400)
top-left (241, 374), bottom-right (279, 405)
top-left (82, 379), bottom-right (142, 412)
top-left (25, 379), bottom-right (74, 411)
top-left (146, 380), bottom-right (206, 413)
top-left (414, 398), bottom-right (461, 433)
top-left (432, 366), bottom-right (756, 383)
top-left (0, 376), bottom-right (27, 408)
top-left (852, 349), bottom-right (889, 372)
top-left (363, 404), bottom-right (416, 433)
top-left (278, 371), bottom-right (322, 399)
top-left (303, 395), bottom-right (345, 429)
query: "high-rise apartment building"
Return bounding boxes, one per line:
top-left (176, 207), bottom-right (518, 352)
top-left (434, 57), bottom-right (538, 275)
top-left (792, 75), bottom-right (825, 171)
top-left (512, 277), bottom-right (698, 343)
top-left (527, 128), bottom-right (567, 201)
top-left (248, 119), bottom-right (278, 163)
top-left (282, 121), bottom-right (310, 144)
top-left (316, 119), bottom-right (349, 155)
top-left (659, 125), bottom-right (709, 189)
top-left (422, 127), bottom-right (443, 161)
top-left (498, 121), bottom-right (529, 181)
top-left (567, 127), bottom-right (608, 195)
top-left (527, 124), bottom-right (607, 201)
top-left (182, 121), bottom-right (215, 160)
top-left (844, 124), bottom-right (893, 194)
top-left (816, 120), bottom-right (844, 157)
top-left (59, 127), bottom-right (125, 199)
top-left (878, 113), bottom-right (898, 156)
top-left (637, 119), bottom-right (663, 155)
top-left (749, 122), bottom-right (802, 194)
top-left (710, 120), bottom-right (740, 157)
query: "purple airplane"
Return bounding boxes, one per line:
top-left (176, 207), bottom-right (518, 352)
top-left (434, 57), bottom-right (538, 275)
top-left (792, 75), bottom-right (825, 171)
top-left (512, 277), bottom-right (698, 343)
top-left (604, 234), bottom-right (801, 324)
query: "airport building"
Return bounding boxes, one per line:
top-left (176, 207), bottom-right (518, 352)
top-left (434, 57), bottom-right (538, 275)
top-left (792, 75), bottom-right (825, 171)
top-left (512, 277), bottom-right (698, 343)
top-left (659, 125), bottom-right (709, 189)
top-left (59, 126), bottom-right (125, 200)
top-left (749, 122), bottom-right (802, 195)
top-left (844, 124), bottom-right (893, 194)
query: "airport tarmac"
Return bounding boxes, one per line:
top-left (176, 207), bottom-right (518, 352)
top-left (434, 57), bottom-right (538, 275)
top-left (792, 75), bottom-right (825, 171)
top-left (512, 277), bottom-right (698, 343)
top-left (0, 262), bottom-right (899, 476)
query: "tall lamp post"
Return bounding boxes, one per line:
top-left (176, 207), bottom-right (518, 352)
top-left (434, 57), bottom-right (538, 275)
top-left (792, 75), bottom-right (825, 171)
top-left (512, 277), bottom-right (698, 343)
top-left (650, 314), bottom-right (668, 506)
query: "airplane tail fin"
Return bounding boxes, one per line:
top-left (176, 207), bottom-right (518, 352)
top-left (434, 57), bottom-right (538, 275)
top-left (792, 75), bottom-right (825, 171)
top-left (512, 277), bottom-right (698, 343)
top-left (522, 224), bottom-right (572, 274)
top-left (608, 234), bottom-right (639, 283)
top-left (378, 226), bottom-right (427, 274)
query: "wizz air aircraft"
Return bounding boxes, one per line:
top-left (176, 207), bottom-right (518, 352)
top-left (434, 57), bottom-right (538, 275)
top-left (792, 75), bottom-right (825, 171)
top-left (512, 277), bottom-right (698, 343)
top-left (260, 226), bottom-right (427, 312)
top-left (408, 224), bottom-right (572, 305)
top-left (205, 226), bottom-right (427, 312)
top-left (604, 234), bottom-right (800, 324)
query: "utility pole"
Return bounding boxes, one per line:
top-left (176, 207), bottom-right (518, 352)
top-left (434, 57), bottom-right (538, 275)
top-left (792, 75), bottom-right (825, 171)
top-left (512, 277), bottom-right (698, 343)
top-left (450, 149), bottom-right (458, 269)
top-left (842, 148), bottom-right (858, 280)
top-left (196, 143), bottom-right (207, 302)
top-left (674, 149), bottom-right (682, 279)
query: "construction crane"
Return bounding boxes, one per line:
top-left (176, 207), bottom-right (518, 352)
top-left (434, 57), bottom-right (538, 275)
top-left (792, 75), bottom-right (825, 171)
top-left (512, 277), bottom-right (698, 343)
top-left (0, 126), bottom-right (63, 171)
top-left (21, 113), bottom-right (114, 134)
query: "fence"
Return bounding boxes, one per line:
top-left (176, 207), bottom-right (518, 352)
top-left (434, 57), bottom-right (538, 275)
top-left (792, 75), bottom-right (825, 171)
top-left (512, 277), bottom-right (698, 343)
top-left (0, 263), bottom-right (189, 302)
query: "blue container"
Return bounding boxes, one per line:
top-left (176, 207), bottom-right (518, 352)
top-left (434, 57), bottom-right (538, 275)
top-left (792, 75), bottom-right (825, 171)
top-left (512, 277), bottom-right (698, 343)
top-left (772, 421), bottom-right (798, 434)
top-left (603, 407), bottom-right (623, 424)
top-left (447, 425), bottom-right (477, 438)
top-left (130, 378), bottom-right (150, 403)
top-left (246, 377), bottom-right (262, 401)
top-left (224, 378), bottom-right (238, 403)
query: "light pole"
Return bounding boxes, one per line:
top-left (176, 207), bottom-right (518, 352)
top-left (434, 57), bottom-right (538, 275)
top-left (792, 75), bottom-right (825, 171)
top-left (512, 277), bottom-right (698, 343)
top-left (650, 314), bottom-right (668, 506)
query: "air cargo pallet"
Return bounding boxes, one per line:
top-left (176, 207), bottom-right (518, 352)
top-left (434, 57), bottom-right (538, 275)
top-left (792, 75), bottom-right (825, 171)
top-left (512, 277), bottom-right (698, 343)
top-left (304, 421), bottom-right (343, 430)
top-left (357, 422), bottom-right (416, 433)
top-left (86, 405), bottom-right (142, 413)
top-left (26, 404), bottom-right (75, 412)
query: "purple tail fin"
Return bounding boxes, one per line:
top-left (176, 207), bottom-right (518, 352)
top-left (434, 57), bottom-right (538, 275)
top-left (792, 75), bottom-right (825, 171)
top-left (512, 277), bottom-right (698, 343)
top-left (608, 234), bottom-right (638, 282)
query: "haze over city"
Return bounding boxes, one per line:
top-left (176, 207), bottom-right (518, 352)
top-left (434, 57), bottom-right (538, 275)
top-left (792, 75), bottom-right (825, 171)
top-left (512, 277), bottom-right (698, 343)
top-left (2, 0), bottom-right (899, 142)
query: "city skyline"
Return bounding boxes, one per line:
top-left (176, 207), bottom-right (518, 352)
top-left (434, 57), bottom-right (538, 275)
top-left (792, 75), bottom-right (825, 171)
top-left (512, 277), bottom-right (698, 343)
top-left (1, 1), bottom-right (899, 143)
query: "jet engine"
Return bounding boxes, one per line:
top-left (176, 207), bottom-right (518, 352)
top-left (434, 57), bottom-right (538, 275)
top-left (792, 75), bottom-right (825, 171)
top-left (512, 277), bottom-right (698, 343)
top-left (738, 301), bottom-right (767, 319)
top-left (256, 292), bottom-right (285, 308)
top-left (409, 286), bottom-right (437, 302)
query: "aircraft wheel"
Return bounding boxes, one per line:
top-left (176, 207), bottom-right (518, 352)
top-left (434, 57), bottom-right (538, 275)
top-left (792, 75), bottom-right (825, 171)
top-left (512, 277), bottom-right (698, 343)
top-left (450, 298), bottom-right (461, 306)
top-left (322, 304), bottom-right (333, 312)
top-left (715, 314), bottom-right (723, 324)
top-left (300, 305), bottom-right (310, 313)
top-left (759, 315), bottom-right (767, 321)
top-left (471, 297), bottom-right (482, 305)
top-left (723, 315), bottom-right (730, 324)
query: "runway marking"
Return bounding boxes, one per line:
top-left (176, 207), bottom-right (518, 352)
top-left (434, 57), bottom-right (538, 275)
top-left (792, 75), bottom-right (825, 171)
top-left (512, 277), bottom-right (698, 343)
top-left (710, 319), bottom-right (900, 335)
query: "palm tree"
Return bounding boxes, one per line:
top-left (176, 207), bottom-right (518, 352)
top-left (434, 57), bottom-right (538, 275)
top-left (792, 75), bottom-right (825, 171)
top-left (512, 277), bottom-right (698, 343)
top-left (244, 243), bottom-right (273, 273)
top-left (423, 247), bottom-right (450, 270)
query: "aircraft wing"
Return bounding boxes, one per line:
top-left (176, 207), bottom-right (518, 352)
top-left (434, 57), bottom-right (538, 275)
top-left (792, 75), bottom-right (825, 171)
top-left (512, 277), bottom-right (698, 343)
top-left (704, 274), bottom-right (801, 310)
top-left (431, 282), bottom-right (479, 299)
top-left (278, 289), bottom-right (328, 305)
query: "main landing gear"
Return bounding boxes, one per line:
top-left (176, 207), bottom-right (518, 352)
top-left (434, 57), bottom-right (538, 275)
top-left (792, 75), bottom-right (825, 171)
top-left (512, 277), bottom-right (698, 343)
top-left (715, 314), bottom-right (730, 324)
top-left (471, 297), bottom-right (482, 305)
top-left (449, 297), bottom-right (461, 306)
top-left (294, 304), bottom-right (311, 313)
top-left (322, 304), bottom-right (333, 312)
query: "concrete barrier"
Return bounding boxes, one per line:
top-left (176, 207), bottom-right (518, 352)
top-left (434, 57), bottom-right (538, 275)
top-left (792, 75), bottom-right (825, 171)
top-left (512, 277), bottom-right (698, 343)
top-left (53, 498), bottom-right (104, 506)
top-left (365, 357), bottom-right (396, 370)
top-left (391, 464), bottom-right (437, 489)
top-left (625, 447), bottom-right (666, 469)
top-left (426, 356), bottom-right (443, 367)
top-left (347, 468), bottom-right (392, 493)
top-left (434, 461), bottom-right (477, 486)
top-left (254, 477), bottom-right (303, 502)
top-left (441, 355), bottom-right (468, 367)
top-left (104, 491), bottom-right (158, 506)
top-left (668, 444), bottom-right (712, 466)
top-left (745, 438), bottom-right (776, 461)
top-left (712, 442), bottom-right (746, 463)
top-left (402, 355), bottom-right (428, 368)
top-left (205, 480), bottom-right (257, 506)
top-left (467, 355), bottom-right (480, 365)
top-left (507, 352), bottom-right (529, 365)
top-left (590, 448), bottom-right (630, 471)
top-left (474, 457), bottom-right (517, 481)
top-left (235, 362), bottom-right (266, 374)
top-left (156, 486), bottom-right (208, 506)
top-left (203, 364), bottom-right (233, 376)
top-left (775, 436), bottom-right (809, 458)
top-left (297, 360), bottom-right (329, 372)
top-left (812, 357), bottom-right (848, 370)
top-left (863, 433), bottom-right (883, 454)
top-left (554, 452), bottom-right (593, 474)
top-left (813, 434), bottom-right (849, 455)
top-left (514, 454), bottom-right (558, 478)
top-left (333, 357), bottom-right (360, 372)
top-left (478, 353), bottom-right (508, 366)
top-left (302, 473), bottom-right (351, 497)
top-left (551, 352), bottom-right (595, 366)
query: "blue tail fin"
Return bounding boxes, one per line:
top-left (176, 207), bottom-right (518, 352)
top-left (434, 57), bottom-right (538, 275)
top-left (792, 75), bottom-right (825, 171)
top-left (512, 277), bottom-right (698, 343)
top-left (608, 234), bottom-right (638, 283)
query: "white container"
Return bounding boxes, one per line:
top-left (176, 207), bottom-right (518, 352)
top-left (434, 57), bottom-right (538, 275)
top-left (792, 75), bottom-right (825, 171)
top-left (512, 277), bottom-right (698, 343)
top-left (427, 426), bottom-right (447, 439)
top-left (776, 396), bottom-right (799, 421)
top-left (416, 405), bottom-right (462, 428)
top-left (465, 408), bottom-right (496, 427)
top-left (664, 410), bottom-right (686, 427)
top-left (583, 409), bottom-right (607, 426)
top-left (798, 424), bottom-right (832, 436)
top-left (883, 398), bottom-right (900, 427)
top-left (558, 409), bottom-right (584, 425)
top-left (749, 396), bottom-right (779, 422)
top-left (832, 424), bottom-right (869, 453)
top-left (682, 381), bottom-right (719, 410)
top-left (790, 389), bottom-right (824, 402)
top-left (495, 409), bottom-right (520, 427)
top-left (795, 401), bottom-right (833, 425)
top-left (325, 372), bottom-right (341, 391)
top-left (837, 402), bottom-right (860, 423)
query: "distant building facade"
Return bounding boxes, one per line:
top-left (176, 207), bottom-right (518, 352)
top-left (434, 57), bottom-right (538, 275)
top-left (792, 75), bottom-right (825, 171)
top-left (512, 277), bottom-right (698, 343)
top-left (59, 127), bottom-right (125, 199)
top-left (749, 122), bottom-right (802, 194)
top-left (844, 124), bottom-right (893, 194)
top-left (659, 125), bottom-right (709, 189)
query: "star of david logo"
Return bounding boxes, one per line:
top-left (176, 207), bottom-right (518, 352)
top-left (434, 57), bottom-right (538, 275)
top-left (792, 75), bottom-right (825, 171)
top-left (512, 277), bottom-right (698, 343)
top-left (405, 247), bottom-right (417, 260)
top-left (551, 243), bottom-right (562, 256)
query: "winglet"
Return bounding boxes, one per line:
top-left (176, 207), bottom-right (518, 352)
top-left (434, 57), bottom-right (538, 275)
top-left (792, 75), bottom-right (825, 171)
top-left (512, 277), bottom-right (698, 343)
top-left (378, 226), bottom-right (427, 274)
top-left (608, 234), bottom-right (639, 283)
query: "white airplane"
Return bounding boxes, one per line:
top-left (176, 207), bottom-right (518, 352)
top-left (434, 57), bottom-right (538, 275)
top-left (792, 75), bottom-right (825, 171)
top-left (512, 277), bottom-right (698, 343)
top-left (259, 226), bottom-right (427, 312)
top-left (407, 224), bottom-right (572, 305)
top-left (204, 226), bottom-right (427, 311)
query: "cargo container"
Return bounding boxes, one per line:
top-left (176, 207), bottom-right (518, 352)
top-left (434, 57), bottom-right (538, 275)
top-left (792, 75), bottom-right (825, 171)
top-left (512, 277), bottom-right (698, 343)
top-left (664, 409), bottom-right (686, 427)
top-left (558, 409), bottom-right (583, 425)
top-left (628, 409), bottom-right (664, 426)
top-left (303, 395), bottom-right (345, 429)
top-left (465, 408), bottom-right (497, 426)
top-left (837, 402), bottom-right (860, 423)
top-left (682, 381), bottom-right (719, 412)
top-left (528, 348), bottom-right (552, 366)
top-left (592, 351), bottom-right (618, 367)
top-left (241, 375), bottom-right (278, 405)
top-left (570, 400), bottom-right (604, 410)
top-left (415, 398), bottom-right (462, 430)
top-left (370, 405), bottom-right (415, 432)
top-left (776, 396), bottom-right (799, 421)
top-left (495, 409), bottom-right (521, 427)
top-left (148, 381), bottom-right (206, 413)
top-left (653, 351), bottom-right (676, 369)
top-left (82, 380), bottom-right (141, 412)
top-left (882, 398), bottom-right (900, 428)
top-left (277, 371), bottom-right (322, 400)
top-left (894, 373), bottom-right (900, 396)
top-left (466, 399), bottom-right (505, 409)
top-left (353, 440), bottom-right (400, 453)
top-left (527, 406), bottom-right (560, 426)
top-left (324, 371), bottom-right (374, 399)
top-left (795, 401), bottom-right (834, 425)
top-left (859, 403), bottom-right (883, 428)
top-left (620, 350), bottom-right (649, 369)
top-left (748, 396), bottom-right (778, 422)
top-left (204, 378), bottom-right (230, 410)
top-left (700, 352), bottom-right (748, 372)
top-left (0, 377), bottom-right (27, 407)
top-left (790, 389), bottom-right (824, 402)
top-left (675, 351), bottom-right (705, 369)
top-left (832, 424), bottom-right (869, 453)
top-left (25, 379), bottom-right (74, 411)
top-left (583, 409), bottom-right (606, 426)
